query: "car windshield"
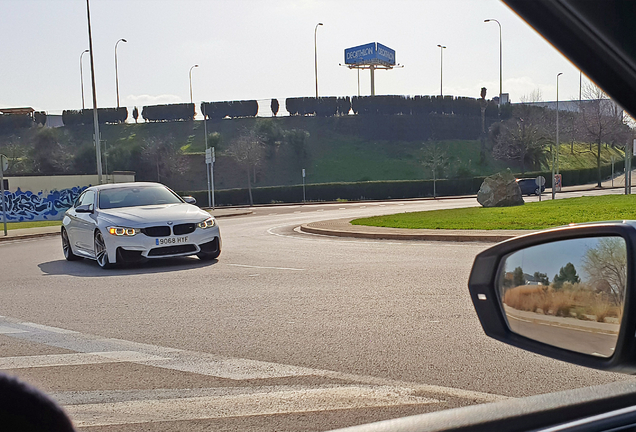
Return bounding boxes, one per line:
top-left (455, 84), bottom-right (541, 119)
top-left (99, 186), bottom-right (183, 209)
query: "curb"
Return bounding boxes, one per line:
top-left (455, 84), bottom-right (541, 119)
top-left (300, 219), bottom-right (530, 243)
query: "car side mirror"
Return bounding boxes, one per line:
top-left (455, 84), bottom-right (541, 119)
top-left (182, 196), bottom-right (196, 205)
top-left (75, 204), bottom-right (93, 213)
top-left (468, 222), bottom-right (636, 373)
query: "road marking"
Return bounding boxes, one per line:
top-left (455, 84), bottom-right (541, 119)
top-left (0, 316), bottom-right (507, 403)
top-left (0, 325), bottom-right (28, 334)
top-left (227, 263), bottom-right (305, 271)
top-left (65, 386), bottom-right (438, 427)
top-left (0, 351), bottom-right (168, 370)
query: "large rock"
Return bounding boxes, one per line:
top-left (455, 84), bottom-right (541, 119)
top-left (477, 170), bottom-right (524, 207)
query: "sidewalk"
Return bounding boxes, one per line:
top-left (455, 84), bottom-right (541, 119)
top-left (0, 208), bottom-right (253, 243)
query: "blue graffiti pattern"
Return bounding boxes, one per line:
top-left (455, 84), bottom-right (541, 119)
top-left (1, 186), bottom-right (88, 222)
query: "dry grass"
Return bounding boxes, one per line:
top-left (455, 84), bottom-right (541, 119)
top-left (504, 284), bottom-right (621, 323)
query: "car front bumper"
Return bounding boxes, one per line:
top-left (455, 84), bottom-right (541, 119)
top-left (102, 226), bottom-right (221, 263)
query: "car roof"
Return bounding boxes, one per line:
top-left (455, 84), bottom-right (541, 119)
top-left (86, 182), bottom-right (167, 192)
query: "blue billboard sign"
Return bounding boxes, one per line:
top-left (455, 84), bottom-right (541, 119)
top-left (344, 43), bottom-right (376, 65)
top-left (376, 43), bottom-right (396, 65)
top-left (344, 42), bottom-right (396, 66)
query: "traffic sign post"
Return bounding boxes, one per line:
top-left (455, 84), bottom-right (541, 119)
top-left (1, 154), bottom-right (8, 236)
top-left (536, 175), bottom-right (545, 202)
top-left (302, 169), bottom-right (306, 203)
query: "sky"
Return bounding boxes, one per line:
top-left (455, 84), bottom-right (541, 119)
top-left (0, 0), bottom-right (589, 116)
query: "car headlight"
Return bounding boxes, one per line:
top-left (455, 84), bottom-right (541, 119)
top-left (198, 217), bottom-right (216, 229)
top-left (108, 226), bottom-right (139, 236)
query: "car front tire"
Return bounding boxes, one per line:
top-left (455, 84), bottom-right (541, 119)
top-left (94, 231), bottom-right (114, 269)
top-left (534, 187), bottom-right (541, 195)
top-left (61, 228), bottom-right (81, 261)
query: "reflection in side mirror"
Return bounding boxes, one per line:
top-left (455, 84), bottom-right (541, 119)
top-left (182, 196), bottom-right (196, 205)
top-left (498, 236), bottom-right (626, 358)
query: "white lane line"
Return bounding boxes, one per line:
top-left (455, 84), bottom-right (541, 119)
top-left (226, 263), bottom-right (305, 271)
top-left (0, 316), bottom-right (507, 404)
top-left (0, 351), bottom-right (167, 370)
top-left (65, 386), bottom-right (438, 427)
top-left (0, 326), bottom-right (28, 334)
top-left (21, 322), bottom-right (79, 334)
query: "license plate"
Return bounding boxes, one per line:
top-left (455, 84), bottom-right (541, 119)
top-left (156, 236), bottom-right (188, 245)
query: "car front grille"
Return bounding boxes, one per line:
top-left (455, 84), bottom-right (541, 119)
top-left (142, 226), bottom-right (171, 237)
top-left (173, 223), bottom-right (196, 235)
top-left (148, 244), bottom-right (197, 257)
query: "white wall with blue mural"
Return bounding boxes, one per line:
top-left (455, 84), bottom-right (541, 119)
top-left (2, 186), bottom-right (87, 222)
top-left (1, 173), bottom-right (134, 222)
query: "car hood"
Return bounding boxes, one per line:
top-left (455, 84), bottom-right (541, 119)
top-left (98, 203), bottom-right (210, 226)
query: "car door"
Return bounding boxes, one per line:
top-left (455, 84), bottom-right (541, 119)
top-left (69, 190), bottom-right (96, 254)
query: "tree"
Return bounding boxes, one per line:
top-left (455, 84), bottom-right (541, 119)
top-left (582, 237), bottom-right (627, 306)
top-left (271, 99), bottom-right (279, 116)
top-left (132, 107), bottom-right (139, 123)
top-left (553, 262), bottom-right (580, 290)
top-left (31, 128), bottom-right (71, 174)
top-left (226, 128), bottom-right (265, 206)
top-left (533, 271), bottom-right (550, 286)
top-left (420, 140), bottom-right (452, 198)
top-left (513, 266), bottom-right (525, 287)
top-left (141, 135), bottom-right (186, 183)
top-left (491, 103), bottom-right (550, 174)
top-left (579, 83), bottom-right (633, 187)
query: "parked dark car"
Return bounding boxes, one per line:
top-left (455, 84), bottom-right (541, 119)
top-left (516, 178), bottom-right (545, 196)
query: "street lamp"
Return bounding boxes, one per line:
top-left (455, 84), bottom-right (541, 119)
top-left (85, 0), bottom-right (102, 184)
top-left (314, 22), bottom-right (323, 98)
top-left (484, 19), bottom-right (502, 117)
top-left (115, 38), bottom-right (127, 109)
top-left (437, 44), bottom-right (446, 97)
top-left (553, 72), bottom-right (563, 200)
top-left (189, 64), bottom-right (199, 104)
top-left (80, 49), bottom-right (89, 110)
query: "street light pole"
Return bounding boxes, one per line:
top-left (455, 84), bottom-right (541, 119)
top-left (484, 19), bottom-right (502, 118)
top-left (115, 38), bottom-right (127, 109)
top-left (437, 44), bottom-right (446, 97)
top-left (314, 22), bottom-right (323, 98)
top-left (80, 49), bottom-right (89, 110)
top-left (86, 0), bottom-right (102, 184)
top-left (189, 64), bottom-right (199, 104)
top-left (553, 72), bottom-right (563, 199)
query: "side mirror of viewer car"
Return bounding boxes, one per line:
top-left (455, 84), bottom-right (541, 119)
top-left (468, 221), bottom-right (636, 373)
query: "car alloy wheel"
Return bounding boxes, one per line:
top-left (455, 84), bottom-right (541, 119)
top-left (61, 228), bottom-right (81, 261)
top-left (94, 231), bottom-right (113, 269)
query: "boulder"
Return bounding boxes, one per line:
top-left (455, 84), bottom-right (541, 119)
top-left (477, 170), bottom-right (524, 208)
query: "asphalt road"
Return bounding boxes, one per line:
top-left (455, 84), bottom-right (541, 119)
top-left (1, 190), bottom-right (634, 431)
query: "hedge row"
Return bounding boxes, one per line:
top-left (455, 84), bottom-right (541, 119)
top-left (182, 161), bottom-right (634, 206)
top-left (0, 114), bottom-right (33, 133)
top-left (351, 95), bottom-right (503, 117)
top-left (286, 97), bottom-right (352, 117)
top-left (201, 100), bottom-right (258, 120)
top-left (62, 108), bottom-right (128, 126)
top-left (142, 103), bottom-right (194, 122)
top-left (183, 178), bottom-right (485, 206)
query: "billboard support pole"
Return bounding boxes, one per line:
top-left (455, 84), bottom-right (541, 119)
top-left (370, 65), bottom-right (375, 96)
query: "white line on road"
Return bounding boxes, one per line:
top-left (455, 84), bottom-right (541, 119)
top-left (65, 386), bottom-right (439, 427)
top-left (226, 263), bottom-right (305, 271)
